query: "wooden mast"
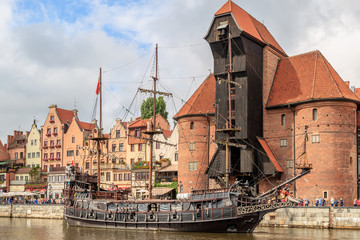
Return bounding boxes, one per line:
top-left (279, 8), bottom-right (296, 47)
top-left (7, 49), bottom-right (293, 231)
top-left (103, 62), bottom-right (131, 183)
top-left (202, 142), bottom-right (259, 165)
top-left (139, 44), bottom-right (171, 198)
top-left (149, 44), bottom-right (158, 199)
top-left (225, 31), bottom-right (233, 188)
top-left (97, 67), bottom-right (102, 191)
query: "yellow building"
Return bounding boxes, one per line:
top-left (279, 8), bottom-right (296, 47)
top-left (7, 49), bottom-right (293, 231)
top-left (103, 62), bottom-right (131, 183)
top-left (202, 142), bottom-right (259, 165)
top-left (26, 121), bottom-right (41, 168)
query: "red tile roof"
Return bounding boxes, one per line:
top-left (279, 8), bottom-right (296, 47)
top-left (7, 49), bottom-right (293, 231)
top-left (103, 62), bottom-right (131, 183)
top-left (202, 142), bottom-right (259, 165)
top-left (267, 50), bottom-right (359, 108)
top-left (174, 74), bottom-right (216, 120)
top-left (162, 130), bottom-right (172, 139)
top-left (257, 137), bottom-right (283, 173)
top-left (128, 114), bottom-right (163, 129)
top-left (215, 1), bottom-right (286, 56)
top-left (56, 108), bottom-right (76, 124)
top-left (78, 121), bottom-right (96, 131)
top-left (15, 168), bottom-right (31, 174)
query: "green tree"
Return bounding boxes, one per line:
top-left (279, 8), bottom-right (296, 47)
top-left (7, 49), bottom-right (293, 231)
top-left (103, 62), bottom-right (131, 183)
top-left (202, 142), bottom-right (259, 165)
top-left (29, 166), bottom-right (41, 183)
top-left (141, 96), bottom-right (168, 121)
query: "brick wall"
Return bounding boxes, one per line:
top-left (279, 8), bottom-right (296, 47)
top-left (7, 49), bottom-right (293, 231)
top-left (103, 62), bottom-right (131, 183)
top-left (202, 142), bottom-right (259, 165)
top-left (177, 115), bottom-right (216, 193)
top-left (261, 101), bottom-right (357, 205)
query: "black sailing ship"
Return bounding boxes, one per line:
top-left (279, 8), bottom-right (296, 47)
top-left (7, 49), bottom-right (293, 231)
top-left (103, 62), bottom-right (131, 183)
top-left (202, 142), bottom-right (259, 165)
top-left (64, 2), bottom-right (312, 232)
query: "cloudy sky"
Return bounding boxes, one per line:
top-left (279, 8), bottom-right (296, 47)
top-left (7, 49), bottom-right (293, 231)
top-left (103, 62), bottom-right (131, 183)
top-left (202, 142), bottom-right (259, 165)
top-left (0, 0), bottom-right (359, 144)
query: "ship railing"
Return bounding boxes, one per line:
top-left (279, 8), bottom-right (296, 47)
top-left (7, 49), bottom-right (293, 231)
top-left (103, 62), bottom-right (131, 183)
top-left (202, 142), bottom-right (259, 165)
top-left (92, 191), bottom-right (128, 200)
top-left (191, 188), bottom-right (233, 200)
top-left (74, 173), bottom-right (97, 183)
top-left (238, 196), bottom-right (273, 207)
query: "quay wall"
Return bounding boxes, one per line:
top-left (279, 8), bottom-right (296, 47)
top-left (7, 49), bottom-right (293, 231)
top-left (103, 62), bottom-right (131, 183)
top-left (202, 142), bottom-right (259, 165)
top-left (0, 205), bottom-right (63, 219)
top-left (260, 207), bottom-right (360, 229)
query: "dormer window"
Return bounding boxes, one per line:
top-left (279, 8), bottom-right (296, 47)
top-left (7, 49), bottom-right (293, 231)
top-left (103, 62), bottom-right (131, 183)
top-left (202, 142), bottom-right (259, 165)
top-left (135, 128), bottom-right (141, 137)
top-left (216, 21), bottom-right (228, 40)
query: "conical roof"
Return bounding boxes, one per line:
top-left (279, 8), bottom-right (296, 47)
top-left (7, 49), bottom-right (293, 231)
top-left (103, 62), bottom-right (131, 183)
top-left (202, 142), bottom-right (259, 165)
top-left (174, 74), bottom-right (216, 120)
top-left (267, 50), bottom-right (359, 107)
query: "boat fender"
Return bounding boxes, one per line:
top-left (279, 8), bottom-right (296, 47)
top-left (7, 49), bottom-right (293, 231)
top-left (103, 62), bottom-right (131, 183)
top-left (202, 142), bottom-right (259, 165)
top-left (148, 211), bottom-right (154, 221)
top-left (107, 211), bottom-right (113, 220)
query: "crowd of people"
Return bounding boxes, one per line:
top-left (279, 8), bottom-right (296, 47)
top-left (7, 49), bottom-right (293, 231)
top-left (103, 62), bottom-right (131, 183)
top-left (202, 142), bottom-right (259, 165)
top-left (295, 197), bottom-right (344, 207)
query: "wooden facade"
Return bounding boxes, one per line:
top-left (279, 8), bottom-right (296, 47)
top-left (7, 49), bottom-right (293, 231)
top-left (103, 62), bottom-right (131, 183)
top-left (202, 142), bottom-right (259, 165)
top-left (205, 13), bottom-right (275, 184)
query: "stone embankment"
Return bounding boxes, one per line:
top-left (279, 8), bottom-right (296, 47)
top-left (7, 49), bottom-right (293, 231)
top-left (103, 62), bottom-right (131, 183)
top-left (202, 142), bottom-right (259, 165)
top-left (0, 205), bottom-right (63, 219)
top-left (260, 207), bottom-right (360, 229)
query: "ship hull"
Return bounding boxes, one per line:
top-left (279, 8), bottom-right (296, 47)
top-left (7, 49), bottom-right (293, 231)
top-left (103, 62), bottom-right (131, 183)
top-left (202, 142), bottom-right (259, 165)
top-left (64, 208), bottom-right (268, 233)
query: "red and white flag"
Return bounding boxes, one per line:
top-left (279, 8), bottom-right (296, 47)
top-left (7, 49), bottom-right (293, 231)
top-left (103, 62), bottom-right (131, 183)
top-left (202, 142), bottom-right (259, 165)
top-left (96, 75), bottom-right (100, 95)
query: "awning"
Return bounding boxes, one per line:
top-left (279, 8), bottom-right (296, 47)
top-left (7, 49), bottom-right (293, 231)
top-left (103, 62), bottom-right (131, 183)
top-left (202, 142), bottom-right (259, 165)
top-left (0, 161), bottom-right (11, 165)
top-left (158, 164), bottom-right (178, 172)
top-left (152, 187), bottom-right (174, 196)
top-left (257, 137), bottom-right (284, 173)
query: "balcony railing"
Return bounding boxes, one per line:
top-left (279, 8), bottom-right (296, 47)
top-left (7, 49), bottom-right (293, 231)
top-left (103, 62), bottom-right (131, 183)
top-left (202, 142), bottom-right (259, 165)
top-left (46, 133), bottom-right (51, 137)
top-left (55, 145), bottom-right (61, 148)
top-left (49, 120), bottom-right (55, 123)
top-left (49, 145), bottom-right (55, 148)
top-left (42, 146), bottom-right (48, 149)
top-left (52, 132), bottom-right (58, 136)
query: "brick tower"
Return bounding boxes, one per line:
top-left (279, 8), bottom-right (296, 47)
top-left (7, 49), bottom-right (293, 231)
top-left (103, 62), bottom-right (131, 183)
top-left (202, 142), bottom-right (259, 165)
top-left (174, 74), bottom-right (217, 193)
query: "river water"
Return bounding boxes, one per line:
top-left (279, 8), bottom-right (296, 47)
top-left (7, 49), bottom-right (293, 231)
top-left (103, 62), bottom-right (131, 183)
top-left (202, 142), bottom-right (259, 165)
top-left (0, 218), bottom-right (359, 240)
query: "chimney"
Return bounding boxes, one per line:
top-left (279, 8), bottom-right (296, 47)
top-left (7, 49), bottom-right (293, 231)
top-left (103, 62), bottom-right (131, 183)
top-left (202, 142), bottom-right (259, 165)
top-left (351, 86), bottom-right (355, 92)
top-left (7, 135), bottom-right (13, 146)
top-left (345, 81), bottom-right (350, 87)
top-left (48, 104), bottom-right (57, 109)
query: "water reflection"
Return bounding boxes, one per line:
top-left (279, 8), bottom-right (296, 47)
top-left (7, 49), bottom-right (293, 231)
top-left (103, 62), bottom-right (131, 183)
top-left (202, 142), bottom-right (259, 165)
top-left (0, 218), bottom-right (358, 240)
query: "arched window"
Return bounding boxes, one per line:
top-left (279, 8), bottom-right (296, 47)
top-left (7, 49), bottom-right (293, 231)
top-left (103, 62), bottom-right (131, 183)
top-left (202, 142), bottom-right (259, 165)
top-left (313, 109), bottom-right (318, 121)
top-left (281, 114), bottom-right (286, 126)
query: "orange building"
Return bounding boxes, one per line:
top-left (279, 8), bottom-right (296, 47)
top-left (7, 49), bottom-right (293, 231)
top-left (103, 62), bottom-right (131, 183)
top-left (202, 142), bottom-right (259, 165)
top-left (41, 104), bottom-right (77, 170)
top-left (63, 115), bottom-right (96, 168)
top-left (106, 119), bottom-right (130, 189)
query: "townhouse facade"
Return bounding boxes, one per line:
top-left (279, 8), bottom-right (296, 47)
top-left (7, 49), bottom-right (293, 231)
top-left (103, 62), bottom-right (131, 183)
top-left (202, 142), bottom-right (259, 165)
top-left (25, 121), bottom-right (41, 168)
top-left (7, 131), bottom-right (27, 167)
top-left (41, 104), bottom-right (77, 170)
